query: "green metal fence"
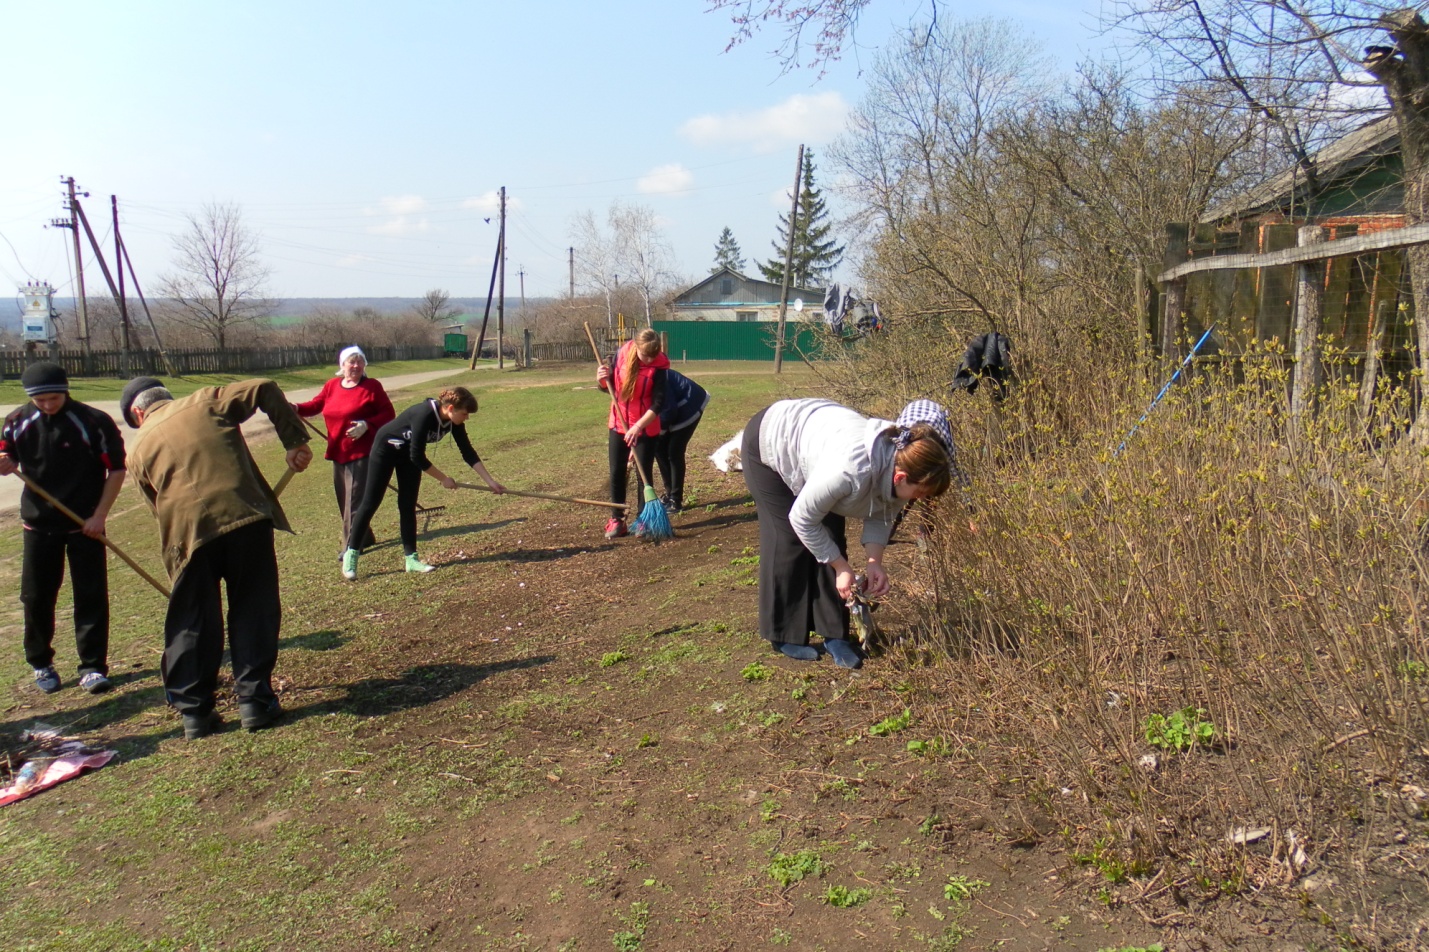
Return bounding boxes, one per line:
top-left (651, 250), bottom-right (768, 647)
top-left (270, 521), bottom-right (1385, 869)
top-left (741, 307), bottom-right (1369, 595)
top-left (651, 320), bottom-right (826, 361)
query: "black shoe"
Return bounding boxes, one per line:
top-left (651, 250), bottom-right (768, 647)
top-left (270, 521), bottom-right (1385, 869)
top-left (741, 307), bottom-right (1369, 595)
top-left (660, 493), bottom-right (677, 515)
top-left (182, 710), bottom-right (223, 740)
top-left (239, 697), bottom-right (283, 732)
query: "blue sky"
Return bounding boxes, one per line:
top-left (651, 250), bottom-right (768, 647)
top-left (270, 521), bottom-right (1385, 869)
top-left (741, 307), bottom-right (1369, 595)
top-left (0, 1), bottom-right (1109, 302)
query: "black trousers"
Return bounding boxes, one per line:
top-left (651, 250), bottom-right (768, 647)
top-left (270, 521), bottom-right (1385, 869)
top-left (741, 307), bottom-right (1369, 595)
top-left (21, 528), bottom-right (109, 675)
top-left (347, 445), bottom-right (423, 556)
top-left (741, 409), bottom-right (849, 646)
top-left (163, 520), bottom-right (280, 716)
top-left (608, 429), bottom-right (658, 520)
top-left (655, 413), bottom-right (702, 499)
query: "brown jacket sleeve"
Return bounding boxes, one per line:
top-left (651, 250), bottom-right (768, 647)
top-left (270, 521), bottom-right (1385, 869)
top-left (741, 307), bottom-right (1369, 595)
top-left (213, 379), bottom-right (312, 449)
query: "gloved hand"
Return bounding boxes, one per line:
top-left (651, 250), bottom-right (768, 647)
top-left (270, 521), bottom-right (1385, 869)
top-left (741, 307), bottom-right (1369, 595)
top-left (346, 420), bottom-right (368, 440)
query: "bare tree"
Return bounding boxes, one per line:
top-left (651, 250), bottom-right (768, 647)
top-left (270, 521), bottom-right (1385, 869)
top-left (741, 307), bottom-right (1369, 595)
top-left (158, 202), bottom-right (274, 349)
top-left (411, 288), bottom-right (462, 324)
top-left (829, 17), bottom-right (1253, 356)
top-left (610, 204), bottom-right (676, 325)
top-left (571, 210), bottom-right (621, 329)
top-left (710, 0), bottom-right (943, 73)
top-left (571, 203), bottom-right (676, 327)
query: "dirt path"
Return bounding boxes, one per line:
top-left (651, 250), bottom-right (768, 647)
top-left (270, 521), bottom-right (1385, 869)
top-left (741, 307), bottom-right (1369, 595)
top-left (0, 366), bottom-right (476, 514)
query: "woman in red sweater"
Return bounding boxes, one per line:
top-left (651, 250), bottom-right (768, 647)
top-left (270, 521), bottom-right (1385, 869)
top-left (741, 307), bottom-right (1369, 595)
top-left (295, 346), bottom-right (396, 554)
top-left (596, 328), bottom-right (669, 539)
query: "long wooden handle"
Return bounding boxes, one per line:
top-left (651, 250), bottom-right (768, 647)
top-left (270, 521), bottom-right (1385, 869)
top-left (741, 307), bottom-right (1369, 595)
top-left (582, 322), bottom-right (656, 491)
top-left (454, 482), bottom-right (624, 510)
top-left (272, 467), bottom-right (297, 497)
top-left (12, 471), bottom-right (171, 598)
top-left (582, 321), bottom-right (604, 369)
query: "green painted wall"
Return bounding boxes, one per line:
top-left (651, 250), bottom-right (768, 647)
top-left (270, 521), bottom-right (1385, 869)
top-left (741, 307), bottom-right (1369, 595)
top-left (652, 320), bottom-right (827, 361)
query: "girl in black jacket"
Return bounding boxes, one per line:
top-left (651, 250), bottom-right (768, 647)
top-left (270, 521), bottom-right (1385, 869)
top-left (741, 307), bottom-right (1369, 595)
top-left (341, 387), bottom-right (504, 579)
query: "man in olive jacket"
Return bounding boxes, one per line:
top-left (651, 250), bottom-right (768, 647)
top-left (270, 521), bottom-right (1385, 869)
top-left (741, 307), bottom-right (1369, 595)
top-left (122, 377), bottom-right (313, 740)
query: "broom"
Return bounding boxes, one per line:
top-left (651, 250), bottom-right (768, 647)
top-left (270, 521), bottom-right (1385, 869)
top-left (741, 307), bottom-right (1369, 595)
top-left (583, 322), bottom-right (672, 541)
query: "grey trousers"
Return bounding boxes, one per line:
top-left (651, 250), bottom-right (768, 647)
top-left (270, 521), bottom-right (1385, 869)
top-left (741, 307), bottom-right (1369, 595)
top-left (334, 458), bottom-right (376, 552)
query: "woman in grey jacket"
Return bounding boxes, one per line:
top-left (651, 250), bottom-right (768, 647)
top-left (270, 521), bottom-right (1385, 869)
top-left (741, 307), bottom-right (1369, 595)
top-left (741, 398), bottom-right (953, 667)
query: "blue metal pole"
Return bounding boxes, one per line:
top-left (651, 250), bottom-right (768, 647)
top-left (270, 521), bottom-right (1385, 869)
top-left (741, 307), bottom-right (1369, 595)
top-left (1114, 325), bottom-right (1216, 458)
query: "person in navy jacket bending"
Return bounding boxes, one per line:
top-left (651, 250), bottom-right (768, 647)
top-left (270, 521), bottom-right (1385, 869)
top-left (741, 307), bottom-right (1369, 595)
top-left (654, 369), bottom-right (709, 514)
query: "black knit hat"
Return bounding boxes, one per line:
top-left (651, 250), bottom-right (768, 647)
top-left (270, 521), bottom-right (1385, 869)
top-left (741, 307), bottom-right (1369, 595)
top-left (120, 376), bottom-right (165, 428)
top-left (20, 362), bottom-right (69, 397)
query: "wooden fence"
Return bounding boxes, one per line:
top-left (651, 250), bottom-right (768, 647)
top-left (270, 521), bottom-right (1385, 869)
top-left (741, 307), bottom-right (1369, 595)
top-left (0, 344), bottom-right (449, 379)
top-left (1158, 222), bottom-right (1429, 434)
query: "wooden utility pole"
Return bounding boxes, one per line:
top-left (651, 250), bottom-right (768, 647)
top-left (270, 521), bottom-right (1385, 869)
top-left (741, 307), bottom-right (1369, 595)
top-left (569, 247), bottom-right (575, 298)
top-left (114, 205), bottom-right (176, 376)
top-left (112, 197), bottom-right (131, 373)
top-left (470, 230), bottom-right (502, 369)
top-left (773, 144), bottom-right (804, 375)
top-left (64, 177), bottom-right (92, 361)
top-left (498, 186), bottom-right (507, 370)
top-left (71, 198), bottom-right (129, 371)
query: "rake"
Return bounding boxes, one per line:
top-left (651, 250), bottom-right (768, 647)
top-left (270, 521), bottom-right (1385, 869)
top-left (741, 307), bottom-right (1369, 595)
top-left (13, 471), bottom-right (171, 598)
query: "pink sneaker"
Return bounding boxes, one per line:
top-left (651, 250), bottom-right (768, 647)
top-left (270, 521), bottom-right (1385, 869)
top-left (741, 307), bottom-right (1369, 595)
top-left (604, 517), bottom-right (627, 539)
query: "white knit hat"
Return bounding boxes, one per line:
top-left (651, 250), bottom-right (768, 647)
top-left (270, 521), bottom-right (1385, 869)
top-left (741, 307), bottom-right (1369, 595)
top-left (337, 345), bottom-right (367, 374)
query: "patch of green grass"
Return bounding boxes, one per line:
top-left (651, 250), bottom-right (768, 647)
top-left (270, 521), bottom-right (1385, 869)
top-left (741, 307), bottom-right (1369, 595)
top-left (1143, 706), bottom-right (1216, 751)
top-left (611, 900), bottom-right (651, 951)
top-left (1074, 838), bottom-right (1133, 884)
top-left (767, 850), bottom-right (825, 887)
top-left (601, 650), bottom-right (630, 668)
top-left (822, 884), bottom-right (873, 908)
top-left (741, 661), bottom-right (773, 682)
top-left (870, 708), bottom-right (913, 736)
top-left (906, 737), bottom-right (948, 756)
top-left (943, 875), bottom-right (990, 902)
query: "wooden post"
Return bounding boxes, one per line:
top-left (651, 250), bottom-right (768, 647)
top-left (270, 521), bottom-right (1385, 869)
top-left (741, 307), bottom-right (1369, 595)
top-left (1360, 297), bottom-right (1390, 423)
top-left (1160, 223), bottom-right (1190, 359)
top-left (1161, 278), bottom-right (1186, 360)
top-left (1290, 225), bottom-right (1328, 437)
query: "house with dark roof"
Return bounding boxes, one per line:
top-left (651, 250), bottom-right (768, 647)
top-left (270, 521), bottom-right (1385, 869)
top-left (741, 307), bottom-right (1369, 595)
top-left (667, 267), bottom-right (821, 322)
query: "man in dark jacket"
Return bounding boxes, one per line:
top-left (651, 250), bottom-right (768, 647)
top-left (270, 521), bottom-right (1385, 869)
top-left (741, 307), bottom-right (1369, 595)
top-left (0, 362), bottom-right (126, 695)
top-left (122, 376), bottom-right (312, 740)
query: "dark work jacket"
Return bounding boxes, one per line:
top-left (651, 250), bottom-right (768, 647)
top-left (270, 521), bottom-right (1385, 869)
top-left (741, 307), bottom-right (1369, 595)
top-left (375, 398), bottom-right (481, 470)
top-left (0, 398), bottom-right (126, 531)
top-left (660, 370), bottom-right (709, 432)
top-left (951, 332), bottom-right (1014, 398)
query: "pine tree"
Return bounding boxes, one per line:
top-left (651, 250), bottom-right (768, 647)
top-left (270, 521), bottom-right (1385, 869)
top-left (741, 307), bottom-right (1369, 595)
top-left (759, 151), bottom-right (844, 288)
top-left (711, 227), bottom-right (746, 273)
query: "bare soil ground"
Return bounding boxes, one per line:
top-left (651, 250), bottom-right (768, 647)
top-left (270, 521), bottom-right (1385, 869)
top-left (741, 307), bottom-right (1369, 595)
top-left (0, 363), bottom-right (1405, 950)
